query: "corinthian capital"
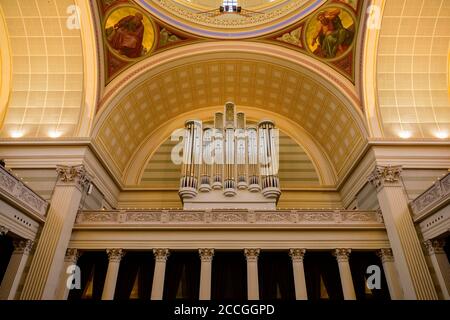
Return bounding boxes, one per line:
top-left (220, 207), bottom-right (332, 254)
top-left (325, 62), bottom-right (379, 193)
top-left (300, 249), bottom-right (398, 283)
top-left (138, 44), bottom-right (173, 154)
top-left (0, 225), bottom-right (8, 236)
top-left (333, 248), bottom-right (351, 262)
top-left (368, 165), bottom-right (402, 191)
top-left (13, 239), bottom-right (34, 254)
top-left (65, 248), bottom-right (82, 263)
top-left (153, 248), bottom-right (170, 262)
top-left (199, 248), bottom-right (214, 262)
top-left (56, 165), bottom-right (92, 189)
top-left (106, 248), bottom-right (125, 262)
top-left (289, 249), bottom-right (306, 262)
top-left (377, 248), bottom-right (394, 263)
top-left (424, 239), bottom-right (446, 255)
top-left (244, 248), bottom-right (260, 262)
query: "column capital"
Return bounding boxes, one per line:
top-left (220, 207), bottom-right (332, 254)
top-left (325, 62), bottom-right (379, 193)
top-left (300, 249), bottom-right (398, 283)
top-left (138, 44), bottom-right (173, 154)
top-left (0, 225), bottom-right (8, 236)
top-left (64, 248), bottom-right (81, 263)
top-left (56, 165), bottom-right (92, 190)
top-left (368, 165), bottom-right (402, 191)
top-left (199, 248), bottom-right (214, 262)
top-left (377, 248), bottom-right (395, 263)
top-left (244, 248), bottom-right (260, 262)
top-left (13, 239), bottom-right (34, 255)
top-left (289, 249), bottom-right (306, 262)
top-left (424, 239), bottom-right (446, 255)
top-left (333, 248), bottom-right (351, 262)
top-left (153, 248), bottom-right (170, 262)
top-left (106, 248), bottom-right (125, 262)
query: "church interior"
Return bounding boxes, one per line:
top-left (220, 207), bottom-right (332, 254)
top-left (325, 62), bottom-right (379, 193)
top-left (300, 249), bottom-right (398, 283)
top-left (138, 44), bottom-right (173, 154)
top-left (0, 0), bottom-right (449, 300)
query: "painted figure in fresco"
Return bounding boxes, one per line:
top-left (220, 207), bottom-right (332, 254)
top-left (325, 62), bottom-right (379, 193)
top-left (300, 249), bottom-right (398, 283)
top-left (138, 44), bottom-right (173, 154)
top-left (311, 9), bottom-right (354, 59)
top-left (107, 12), bottom-right (145, 58)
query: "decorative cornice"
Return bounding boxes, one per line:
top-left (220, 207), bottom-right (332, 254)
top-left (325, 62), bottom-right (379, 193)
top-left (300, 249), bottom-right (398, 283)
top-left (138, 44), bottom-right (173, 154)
top-left (368, 165), bottom-right (402, 191)
top-left (199, 248), bottom-right (214, 262)
top-left (153, 248), bottom-right (170, 262)
top-left (289, 248), bottom-right (306, 262)
top-left (333, 248), bottom-right (351, 262)
top-left (244, 248), bottom-right (260, 262)
top-left (12, 239), bottom-right (34, 254)
top-left (56, 165), bottom-right (92, 190)
top-left (424, 239), bottom-right (446, 255)
top-left (377, 248), bottom-right (394, 263)
top-left (106, 248), bottom-right (125, 262)
top-left (0, 225), bottom-right (8, 236)
top-left (65, 248), bottom-right (82, 263)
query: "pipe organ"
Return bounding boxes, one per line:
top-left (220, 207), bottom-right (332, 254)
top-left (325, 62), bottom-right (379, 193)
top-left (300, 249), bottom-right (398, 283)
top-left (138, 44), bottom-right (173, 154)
top-left (179, 102), bottom-right (281, 209)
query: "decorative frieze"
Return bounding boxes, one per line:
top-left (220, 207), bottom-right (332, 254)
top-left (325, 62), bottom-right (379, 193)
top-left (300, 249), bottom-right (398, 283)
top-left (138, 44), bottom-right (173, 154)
top-left (0, 166), bottom-right (48, 218)
top-left (368, 165), bottom-right (402, 192)
top-left (424, 239), bottom-right (446, 255)
top-left (153, 249), bottom-right (170, 262)
top-left (377, 248), bottom-right (394, 263)
top-left (56, 165), bottom-right (92, 190)
top-left (410, 173), bottom-right (450, 217)
top-left (106, 248), bottom-right (125, 262)
top-left (199, 249), bottom-right (215, 262)
top-left (333, 248), bottom-right (351, 262)
top-left (12, 239), bottom-right (34, 255)
top-left (75, 209), bottom-right (384, 228)
top-left (289, 249), bottom-right (306, 262)
top-left (244, 248), bottom-right (260, 262)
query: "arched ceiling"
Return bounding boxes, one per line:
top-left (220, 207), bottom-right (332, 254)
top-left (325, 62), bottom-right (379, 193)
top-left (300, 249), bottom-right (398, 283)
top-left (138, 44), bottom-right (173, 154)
top-left (375, 0), bottom-right (450, 139)
top-left (93, 43), bottom-right (368, 187)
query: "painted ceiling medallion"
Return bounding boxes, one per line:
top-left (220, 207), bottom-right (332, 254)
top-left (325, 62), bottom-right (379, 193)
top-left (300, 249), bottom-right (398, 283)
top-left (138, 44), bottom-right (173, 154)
top-left (136, 0), bottom-right (328, 38)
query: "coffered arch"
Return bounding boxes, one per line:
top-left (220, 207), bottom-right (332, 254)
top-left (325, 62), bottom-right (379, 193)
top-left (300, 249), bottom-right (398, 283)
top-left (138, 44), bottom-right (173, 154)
top-left (92, 42), bottom-right (369, 188)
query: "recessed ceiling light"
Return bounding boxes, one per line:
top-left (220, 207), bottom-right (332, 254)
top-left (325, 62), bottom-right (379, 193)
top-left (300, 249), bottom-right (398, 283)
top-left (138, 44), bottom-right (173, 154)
top-left (435, 131), bottom-right (448, 139)
top-left (10, 130), bottom-right (24, 138)
top-left (398, 130), bottom-right (412, 139)
top-left (48, 130), bottom-right (62, 138)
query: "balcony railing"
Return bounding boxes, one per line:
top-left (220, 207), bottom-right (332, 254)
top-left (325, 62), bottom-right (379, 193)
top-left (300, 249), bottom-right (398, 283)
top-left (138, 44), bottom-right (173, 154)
top-left (410, 172), bottom-right (450, 220)
top-left (75, 209), bottom-right (384, 229)
top-left (0, 165), bottom-right (48, 220)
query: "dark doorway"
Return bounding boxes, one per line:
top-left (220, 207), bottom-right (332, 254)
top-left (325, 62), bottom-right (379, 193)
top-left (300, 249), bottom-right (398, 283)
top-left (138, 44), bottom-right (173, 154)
top-left (0, 235), bottom-right (13, 285)
top-left (68, 251), bottom-right (108, 300)
top-left (258, 251), bottom-right (295, 300)
top-left (211, 251), bottom-right (247, 300)
top-left (304, 251), bottom-right (343, 300)
top-left (114, 251), bottom-right (154, 300)
top-left (163, 251), bottom-right (200, 300)
top-left (350, 251), bottom-right (390, 300)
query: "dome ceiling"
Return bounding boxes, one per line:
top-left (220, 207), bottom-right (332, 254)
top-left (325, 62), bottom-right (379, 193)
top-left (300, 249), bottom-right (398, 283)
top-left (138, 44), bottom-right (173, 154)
top-left (136, 0), bottom-right (327, 38)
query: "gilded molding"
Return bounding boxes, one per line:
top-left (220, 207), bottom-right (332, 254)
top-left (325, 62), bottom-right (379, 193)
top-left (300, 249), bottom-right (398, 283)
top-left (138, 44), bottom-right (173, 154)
top-left (333, 248), bottom-right (351, 262)
top-left (56, 165), bottom-right (92, 190)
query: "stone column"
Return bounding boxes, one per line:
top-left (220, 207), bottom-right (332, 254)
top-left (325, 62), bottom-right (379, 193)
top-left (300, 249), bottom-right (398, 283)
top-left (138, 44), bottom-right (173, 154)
top-left (289, 249), bottom-right (308, 300)
top-left (101, 249), bottom-right (125, 300)
top-left (244, 248), bottom-right (260, 300)
top-left (199, 248), bottom-right (214, 300)
top-left (334, 248), bottom-right (356, 300)
top-left (20, 165), bottom-right (91, 300)
top-left (377, 248), bottom-right (403, 300)
top-left (0, 226), bottom-right (8, 236)
top-left (0, 239), bottom-right (33, 300)
top-left (151, 249), bottom-right (169, 300)
top-left (56, 248), bottom-right (81, 300)
top-left (424, 239), bottom-right (450, 300)
top-left (368, 165), bottom-right (438, 299)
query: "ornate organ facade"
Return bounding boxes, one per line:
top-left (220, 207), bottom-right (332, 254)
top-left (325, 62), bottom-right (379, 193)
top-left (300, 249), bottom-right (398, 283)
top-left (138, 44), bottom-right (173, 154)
top-left (179, 103), bottom-right (281, 210)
